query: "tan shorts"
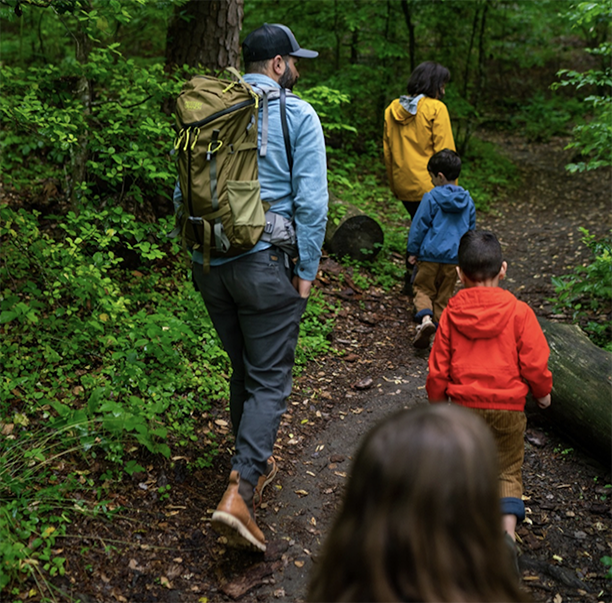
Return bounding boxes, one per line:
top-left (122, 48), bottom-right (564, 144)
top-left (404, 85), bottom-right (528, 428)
top-left (469, 408), bottom-right (526, 500)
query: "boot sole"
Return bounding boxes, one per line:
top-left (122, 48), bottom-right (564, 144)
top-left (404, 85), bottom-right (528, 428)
top-left (211, 511), bottom-right (266, 552)
top-left (413, 322), bottom-right (436, 349)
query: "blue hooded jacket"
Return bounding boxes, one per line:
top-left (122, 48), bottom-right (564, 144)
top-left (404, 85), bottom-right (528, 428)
top-left (406, 184), bottom-right (476, 264)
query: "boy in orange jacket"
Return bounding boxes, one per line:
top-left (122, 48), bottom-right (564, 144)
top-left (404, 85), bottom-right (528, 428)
top-left (426, 230), bottom-right (552, 544)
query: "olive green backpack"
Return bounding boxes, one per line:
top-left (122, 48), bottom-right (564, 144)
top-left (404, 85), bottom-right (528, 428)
top-left (173, 68), bottom-right (293, 271)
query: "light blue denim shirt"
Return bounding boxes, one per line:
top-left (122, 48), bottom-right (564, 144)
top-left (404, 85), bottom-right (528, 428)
top-left (173, 73), bottom-right (328, 281)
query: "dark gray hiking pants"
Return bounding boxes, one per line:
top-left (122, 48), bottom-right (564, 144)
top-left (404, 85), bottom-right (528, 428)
top-left (192, 247), bottom-right (307, 487)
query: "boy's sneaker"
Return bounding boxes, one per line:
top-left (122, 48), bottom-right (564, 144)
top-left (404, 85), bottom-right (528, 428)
top-left (413, 319), bottom-right (436, 349)
top-left (253, 456), bottom-right (278, 508)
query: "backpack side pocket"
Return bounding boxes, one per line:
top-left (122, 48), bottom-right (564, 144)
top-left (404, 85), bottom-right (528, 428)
top-left (226, 180), bottom-right (265, 248)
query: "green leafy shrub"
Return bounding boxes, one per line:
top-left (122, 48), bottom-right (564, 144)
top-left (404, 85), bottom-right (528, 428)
top-left (552, 0), bottom-right (612, 172)
top-left (0, 203), bottom-right (229, 458)
top-left (296, 287), bottom-right (337, 368)
top-left (0, 47), bottom-right (181, 204)
top-left (298, 85), bottom-right (357, 139)
top-left (551, 228), bottom-right (612, 350)
top-left (515, 92), bottom-right (584, 142)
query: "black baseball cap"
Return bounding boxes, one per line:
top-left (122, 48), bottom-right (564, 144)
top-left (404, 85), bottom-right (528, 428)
top-left (242, 23), bottom-right (318, 63)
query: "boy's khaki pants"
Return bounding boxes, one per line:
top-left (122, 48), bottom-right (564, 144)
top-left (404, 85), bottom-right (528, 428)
top-left (413, 261), bottom-right (457, 323)
top-left (470, 408), bottom-right (526, 501)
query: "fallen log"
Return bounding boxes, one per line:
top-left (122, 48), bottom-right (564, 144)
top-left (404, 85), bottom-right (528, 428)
top-left (525, 318), bottom-right (611, 464)
top-left (325, 198), bottom-right (384, 262)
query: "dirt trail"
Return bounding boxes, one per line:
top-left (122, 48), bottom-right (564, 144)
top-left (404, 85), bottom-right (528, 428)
top-left (59, 134), bottom-right (611, 603)
top-left (476, 132), bottom-right (611, 314)
top-left (232, 132), bottom-right (612, 603)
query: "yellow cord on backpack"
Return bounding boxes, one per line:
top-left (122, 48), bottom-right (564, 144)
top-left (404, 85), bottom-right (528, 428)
top-left (189, 127), bottom-right (200, 151)
top-left (207, 139), bottom-right (223, 155)
top-left (174, 129), bottom-right (186, 151)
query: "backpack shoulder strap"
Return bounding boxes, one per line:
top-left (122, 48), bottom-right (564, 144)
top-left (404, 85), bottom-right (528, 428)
top-left (254, 85), bottom-right (294, 178)
top-left (279, 88), bottom-right (293, 177)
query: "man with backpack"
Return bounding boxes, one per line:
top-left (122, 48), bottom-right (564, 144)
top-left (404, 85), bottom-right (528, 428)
top-left (173, 24), bottom-right (328, 552)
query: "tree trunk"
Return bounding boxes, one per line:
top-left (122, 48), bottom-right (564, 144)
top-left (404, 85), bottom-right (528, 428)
top-left (462, 3), bottom-right (480, 98)
top-left (525, 318), bottom-right (611, 464)
top-left (325, 198), bottom-right (384, 262)
top-left (165, 0), bottom-right (244, 72)
top-left (69, 5), bottom-right (93, 211)
top-left (474, 0), bottom-right (489, 108)
top-left (400, 0), bottom-right (416, 72)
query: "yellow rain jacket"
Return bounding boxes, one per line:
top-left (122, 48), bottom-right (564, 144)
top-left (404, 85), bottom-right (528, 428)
top-left (383, 95), bottom-right (455, 203)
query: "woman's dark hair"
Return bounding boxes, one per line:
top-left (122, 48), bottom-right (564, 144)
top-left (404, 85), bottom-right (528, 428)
top-left (307, 405), bottom-right (531, 602)
top-left (407, 61), bottom-right (451, 98)
top-left (458, 230), bottom-right (504, 282)
top-left (428, 148), bottom-right (462, 181)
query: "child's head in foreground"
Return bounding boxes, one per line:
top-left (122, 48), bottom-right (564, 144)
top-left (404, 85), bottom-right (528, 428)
top-left (307, 404), bottom-right (531, 603)
top-left (458, 229), bottom-right (507, 285)
top-left (428, 148), bottom-right (461, 183)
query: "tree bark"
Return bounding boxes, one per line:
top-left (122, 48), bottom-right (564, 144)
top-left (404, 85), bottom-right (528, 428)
top-left (165, 0), bottom-right (244, 72)
top-left (525, 318), bottom-right (611, 464)
top-left (400, 0), bottom-right (416, 72)
top-left (69, 2), bottom-right (93, 211)
top-left (325, 198), bottom-right (384, 262)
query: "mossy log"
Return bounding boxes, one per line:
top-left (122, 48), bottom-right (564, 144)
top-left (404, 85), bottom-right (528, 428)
top-left (525, 318), bottom-right (611, 464)
top-left (325, 198), bottom-right (384, 262)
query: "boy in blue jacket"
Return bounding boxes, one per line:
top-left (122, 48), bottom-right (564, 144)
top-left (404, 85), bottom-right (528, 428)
top-left (407, 149), bottom-right (475, 348)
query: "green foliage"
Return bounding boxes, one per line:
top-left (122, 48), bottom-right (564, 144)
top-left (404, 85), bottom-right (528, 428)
top-left (296, 288), bottom-right (337, 369)
top-left (0, 203), bottom-right (229, 460)
top-left (553, 1), bottom-right (612, 172)
top-left (243, 0), bottom-right (579, 146)
top-left (602, 556), bottom-right (612, 580)
top-left (298, 86), bottom-right (357, 138)
top-left (550, 228), bottom-right (612, 350)
top-left (460, 138), bottom-right (518, 212)
top-left (0, 422), bottom-right (112, 594)
top-left (0, 48), bottom-right (182, 204)
top-left (515, 92), bottom-right (584, 142)
top-left (0, 0), bottom-right (173, 66)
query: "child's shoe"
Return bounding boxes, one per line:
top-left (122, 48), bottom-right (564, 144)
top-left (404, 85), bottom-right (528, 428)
top-left (413, 317), bottom-right (436, 349)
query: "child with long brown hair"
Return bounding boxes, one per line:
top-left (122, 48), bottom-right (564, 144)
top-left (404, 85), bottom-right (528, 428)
top-left (307, 404), bottom-right (531, 602)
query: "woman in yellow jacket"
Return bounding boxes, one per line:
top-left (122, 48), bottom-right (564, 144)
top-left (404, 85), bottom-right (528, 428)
top-left (384, 61), bottom-right (456, 220)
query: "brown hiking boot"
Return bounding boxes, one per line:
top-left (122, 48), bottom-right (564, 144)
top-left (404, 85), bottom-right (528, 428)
top-left (253, 456), bottom-right (278, 509)
top-left (211, 471), bottom-right (266, 552)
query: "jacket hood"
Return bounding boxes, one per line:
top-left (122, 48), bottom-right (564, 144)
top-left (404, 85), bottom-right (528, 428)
top-left (430, 184), bottom-right (473, 213)
top-left (446, 288), bottom-right (518, 340)
top-left (389, 95), bottom-right (424, 124)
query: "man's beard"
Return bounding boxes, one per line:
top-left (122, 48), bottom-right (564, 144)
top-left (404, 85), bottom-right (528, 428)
top-left (279, 62), bottom-right (298, 90)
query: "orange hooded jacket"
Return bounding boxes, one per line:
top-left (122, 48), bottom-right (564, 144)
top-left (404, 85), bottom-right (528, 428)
top-left (426, 287), bottom-right (553, 411)
top-left (383, 95), bottom-right (455, 203)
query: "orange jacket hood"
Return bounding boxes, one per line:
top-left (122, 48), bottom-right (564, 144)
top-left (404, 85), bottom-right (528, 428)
top-left (444, 287), bottom-right (518, 339)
